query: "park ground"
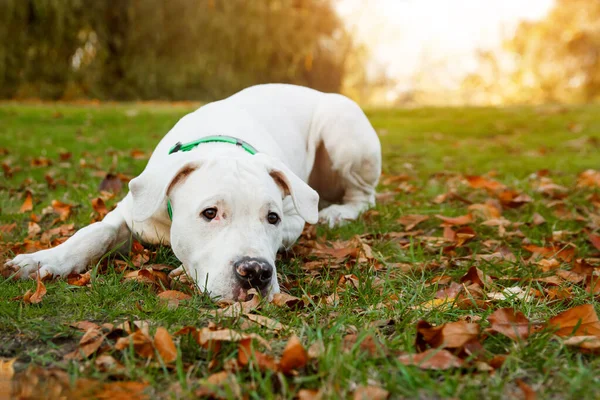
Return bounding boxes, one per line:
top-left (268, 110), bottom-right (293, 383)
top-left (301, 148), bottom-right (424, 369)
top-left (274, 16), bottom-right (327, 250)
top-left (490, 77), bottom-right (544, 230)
top-left (1, 102), bottom-right (600, 399)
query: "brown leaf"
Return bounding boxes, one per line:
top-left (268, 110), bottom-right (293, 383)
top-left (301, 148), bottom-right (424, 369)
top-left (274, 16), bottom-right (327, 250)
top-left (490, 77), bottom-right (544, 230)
top-left (397, 349), bottom-right (463, 370)
top-left (64, 327), bottom-right (106, 360)
top-left (465, 175), bottom-right (505, 191)
top-left (562, 335), bottom-right (600, 354)
top-left (23, 273), bottom-right (47, 304)
top-left (297, 389), bottom-right (322, 400)
top-left (154, 327), bottom-right (177, 363)
top-left (523, 244), bottom-right (576, 262)
top-left (86, 381), bottom-right (149, 400)
top-left (589, 233), bottom-right (600, 252)
top-left (435, 213), bottom-right (473, 226)
top-left (19, 191), bottom-right (33, 213)
top-left (272, 292), bottom-right (304, 309)
top-left (416, 320), bottom-right (479, 351)
top-left (27, 221), bottom-right (41, 238)
top-left (195, 371), bottom-right (242, 399)
top-left (487, 308), bottom-right (533, 341)
top-left (244, 314), bottom-right (286, 332)
top-left (237, 338), bottom-right (278, 371)
top-left (115, 330), bottom-right (155, 358)
top-left (460, 266), bottom-right (493, 288)
top-left (0, 222), bottom-right (17, 235)
top-left (98, 173), bottom-right (123, 193)
top-left (354, 385), bottom-right (389, 400)
top-left (279, 335), bottom-right (308, 374)
top-left (516, 379), bottom-right (537, 400)
top-left (130, 149), bottom-right (147, 160)
top-left (51, 200), bottom-right (73, 221)
top-left (577, 169), bottom-right (600, 188)
top-left (157, 290), bottom-right (191, 309)
top-left (548, 304), bottom-right (600, 337)
top-left (92, 197), bottom-right (109, 219)
top-left (397, 214), bottom-right (429, 230)
top-left (532, 213), bottom-right (546, 226)
top-left (67, 271), bottom-right (91, 286)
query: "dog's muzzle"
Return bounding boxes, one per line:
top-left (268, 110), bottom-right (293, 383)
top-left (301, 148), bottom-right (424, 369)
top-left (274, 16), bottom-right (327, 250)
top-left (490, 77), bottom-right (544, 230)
top-left (233, 257), bottom-right (273, 291)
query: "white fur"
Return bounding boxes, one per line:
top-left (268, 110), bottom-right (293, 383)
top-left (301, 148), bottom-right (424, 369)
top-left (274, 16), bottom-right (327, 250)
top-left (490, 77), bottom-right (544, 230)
top-left (5, 84), bottom-right (382, 300)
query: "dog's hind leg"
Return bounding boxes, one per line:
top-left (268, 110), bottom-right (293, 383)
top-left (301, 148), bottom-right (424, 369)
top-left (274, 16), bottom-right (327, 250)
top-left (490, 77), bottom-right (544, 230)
top-left (310, 94), bottom-right (382, 227)
top-left (3, 197), bottom-right (132, 279)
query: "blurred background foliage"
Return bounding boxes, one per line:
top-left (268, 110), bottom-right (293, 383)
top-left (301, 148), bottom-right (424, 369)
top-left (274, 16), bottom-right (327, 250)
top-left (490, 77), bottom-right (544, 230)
top-left (0, 0), bottom-right (378, 101)
top-left (0, 0), bottom-right (598, 105)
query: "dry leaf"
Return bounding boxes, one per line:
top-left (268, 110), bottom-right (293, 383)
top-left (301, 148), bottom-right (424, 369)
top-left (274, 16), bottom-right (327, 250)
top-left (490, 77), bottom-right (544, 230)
top-left (51, 200), bottom-right (73, 221)
top-left (23, 273), bottom-right (47, 304)
top-left (154, 327), bottom-right (177, 363)
top-left (244, 313), bottom-right (286, 332)
top-left (416, 320), bottom-right (480, 351)
top-left (20, 191), bottom-right (33, 213)
top-left (487, 308), bottom-right (534, 341)
top-left (354, 385), bottom-right (389, 400)
top-left (548, 304), bottom-right (600, 337)
top-left (98, 173), bottom-right (123, 193)
top-left (435, 214), bottom-right (473, 226)
top-left (397, 349), bottom-right (463, 370)
top-left (279, 335), bottom-right (308, 374)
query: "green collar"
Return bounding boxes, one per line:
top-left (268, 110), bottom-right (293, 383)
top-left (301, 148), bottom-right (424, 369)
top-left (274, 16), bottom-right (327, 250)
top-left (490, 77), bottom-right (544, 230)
top-left (166, 135), bottom-right (258, 220)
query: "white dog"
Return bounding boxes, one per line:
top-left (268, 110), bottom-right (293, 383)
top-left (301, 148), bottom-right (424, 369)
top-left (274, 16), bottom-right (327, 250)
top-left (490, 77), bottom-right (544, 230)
top-left (5, 84), bottom-right (381, 300)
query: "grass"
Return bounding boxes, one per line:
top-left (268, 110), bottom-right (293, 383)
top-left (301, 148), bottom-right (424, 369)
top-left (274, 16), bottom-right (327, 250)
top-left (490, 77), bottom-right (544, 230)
top-left (1, 102), bottom-right (600, 399)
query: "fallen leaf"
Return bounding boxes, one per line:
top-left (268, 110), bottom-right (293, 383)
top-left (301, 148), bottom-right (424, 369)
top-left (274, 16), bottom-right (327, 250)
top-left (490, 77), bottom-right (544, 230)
top-left (589, 233), bottom-right (600, 252)
top-left (237, 338), bottom-right (278, 371)
top-left (562, 335), bottom-right (600, 353)
top-left (435, 214), bottom-right (473, 226)
top-left (523, 244), bottom-right (576, 262)
top-left (195, 371), bottom-right (242, 399)
top-left (297, 389), bottom-right (322, 400)
top-left (67, 271), bottom-right (91, 286)
top-left (154, 327), bottom-right (177, 363)
top-left (416, 320), bottom-right (480, 351)
top-left (548, 304), bottom-right (600, 337)
top-left (64, 327), bottom-right (106, 360)
top-left (516, 379), bottom-right (537, 400)
top-left (92, 197), bottom-right (109, 219)
top-left (487, 308), bottom-right (534, 341)
top-left (23, 273), bottom-right (47, 304)
top-left (115, 330), bottom-right (155, 358)
top-left (19, 191), bottom-right (33, 213)
top-left (465, 175), bottom-right (505, 191)
top-left (397, 349), bottom-right (463, 370)
top-left (51, 200), bottom-right (73, 221)
top-left (279, 335), bottom-right (308, 374)
top-left (244, 313), bottom-right (286, 332)
top-left (354, 385), bottom-right (389, 400)
top-left (460, 266), bottom-right (493, 288)
top-left (98, 173), bottom-right (123, 193)
top-left (397, 214), bottom-right (429, 230)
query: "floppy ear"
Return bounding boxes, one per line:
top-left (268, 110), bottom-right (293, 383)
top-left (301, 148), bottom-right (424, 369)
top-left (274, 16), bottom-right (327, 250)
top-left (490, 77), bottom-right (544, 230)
top-left (128, 153), bottom-right (201, 222)
top-left (255, 153), bottom-right (319, 224)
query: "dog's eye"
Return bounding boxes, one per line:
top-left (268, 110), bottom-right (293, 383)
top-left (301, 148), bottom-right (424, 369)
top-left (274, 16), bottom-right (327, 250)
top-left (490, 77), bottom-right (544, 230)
top-left (201, 208), bottom-right (218, 220)
top-left (267, 212), bottom-right (280, 225)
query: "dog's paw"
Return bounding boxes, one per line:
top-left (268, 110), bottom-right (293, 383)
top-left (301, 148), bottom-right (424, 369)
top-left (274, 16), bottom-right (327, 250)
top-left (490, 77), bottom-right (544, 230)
top-left (318, 204), bottom-right (360, 228)
top-left (3, 250), bottom-right (76, 279)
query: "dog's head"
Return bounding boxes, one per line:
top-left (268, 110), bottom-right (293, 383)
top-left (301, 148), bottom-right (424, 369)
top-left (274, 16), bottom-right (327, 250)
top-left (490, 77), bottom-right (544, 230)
top-left (128, 150), bottom-right (318, 301)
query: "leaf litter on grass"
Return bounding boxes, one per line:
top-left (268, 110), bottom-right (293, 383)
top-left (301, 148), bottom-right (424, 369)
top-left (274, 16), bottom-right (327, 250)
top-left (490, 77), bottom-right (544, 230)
top-left (3, 132), bottom-right (600, 398)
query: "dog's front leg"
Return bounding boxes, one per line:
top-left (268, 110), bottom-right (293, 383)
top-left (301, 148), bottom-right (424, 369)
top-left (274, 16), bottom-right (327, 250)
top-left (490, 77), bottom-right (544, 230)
top-left (4, 203), bottom-right (131, 279)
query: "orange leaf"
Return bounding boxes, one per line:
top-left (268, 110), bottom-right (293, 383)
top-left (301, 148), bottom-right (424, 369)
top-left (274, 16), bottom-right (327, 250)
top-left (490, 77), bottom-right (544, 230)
top-left (67, 271), bottom-right (91, 286)
top-left (154, 327), bottom-right (177, 363)
top-left (237, 338), bottom-right (278, 371)
top-left (523, 244), bottom-right (576, 262)
top-left (416, 320), bottom-right (480, 351)
top-left (279, 335), bottom-right (308, 374)
top-left (64, 327), bottom-right (106, 360)
top-left (548, 304), bottom-right (600, 337)
top-left (92, 197), bottom-right (108, 218)
top-left (51, 200), bottom-right (73, 221)
top-left (396, 214), bottom-right (429, 231)
top-left (487, 308), bottom-right (534, 341)
top-left (19, 191), bottom-right (33, 213)
top-left (435, 214), bottom-right (473, 226)
top-left (23, 273), bottom-right (46, 304)
top-left (589, 233), bottom-right (600, 252)
top-left (397, 349), bottom-right (463, 370)
top-left (516, 379), bottom-right (537, 400)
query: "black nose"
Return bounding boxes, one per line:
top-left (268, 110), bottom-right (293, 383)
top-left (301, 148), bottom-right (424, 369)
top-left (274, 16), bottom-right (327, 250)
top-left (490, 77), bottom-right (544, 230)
top-left (233, 257), bottom-right (273, 290)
